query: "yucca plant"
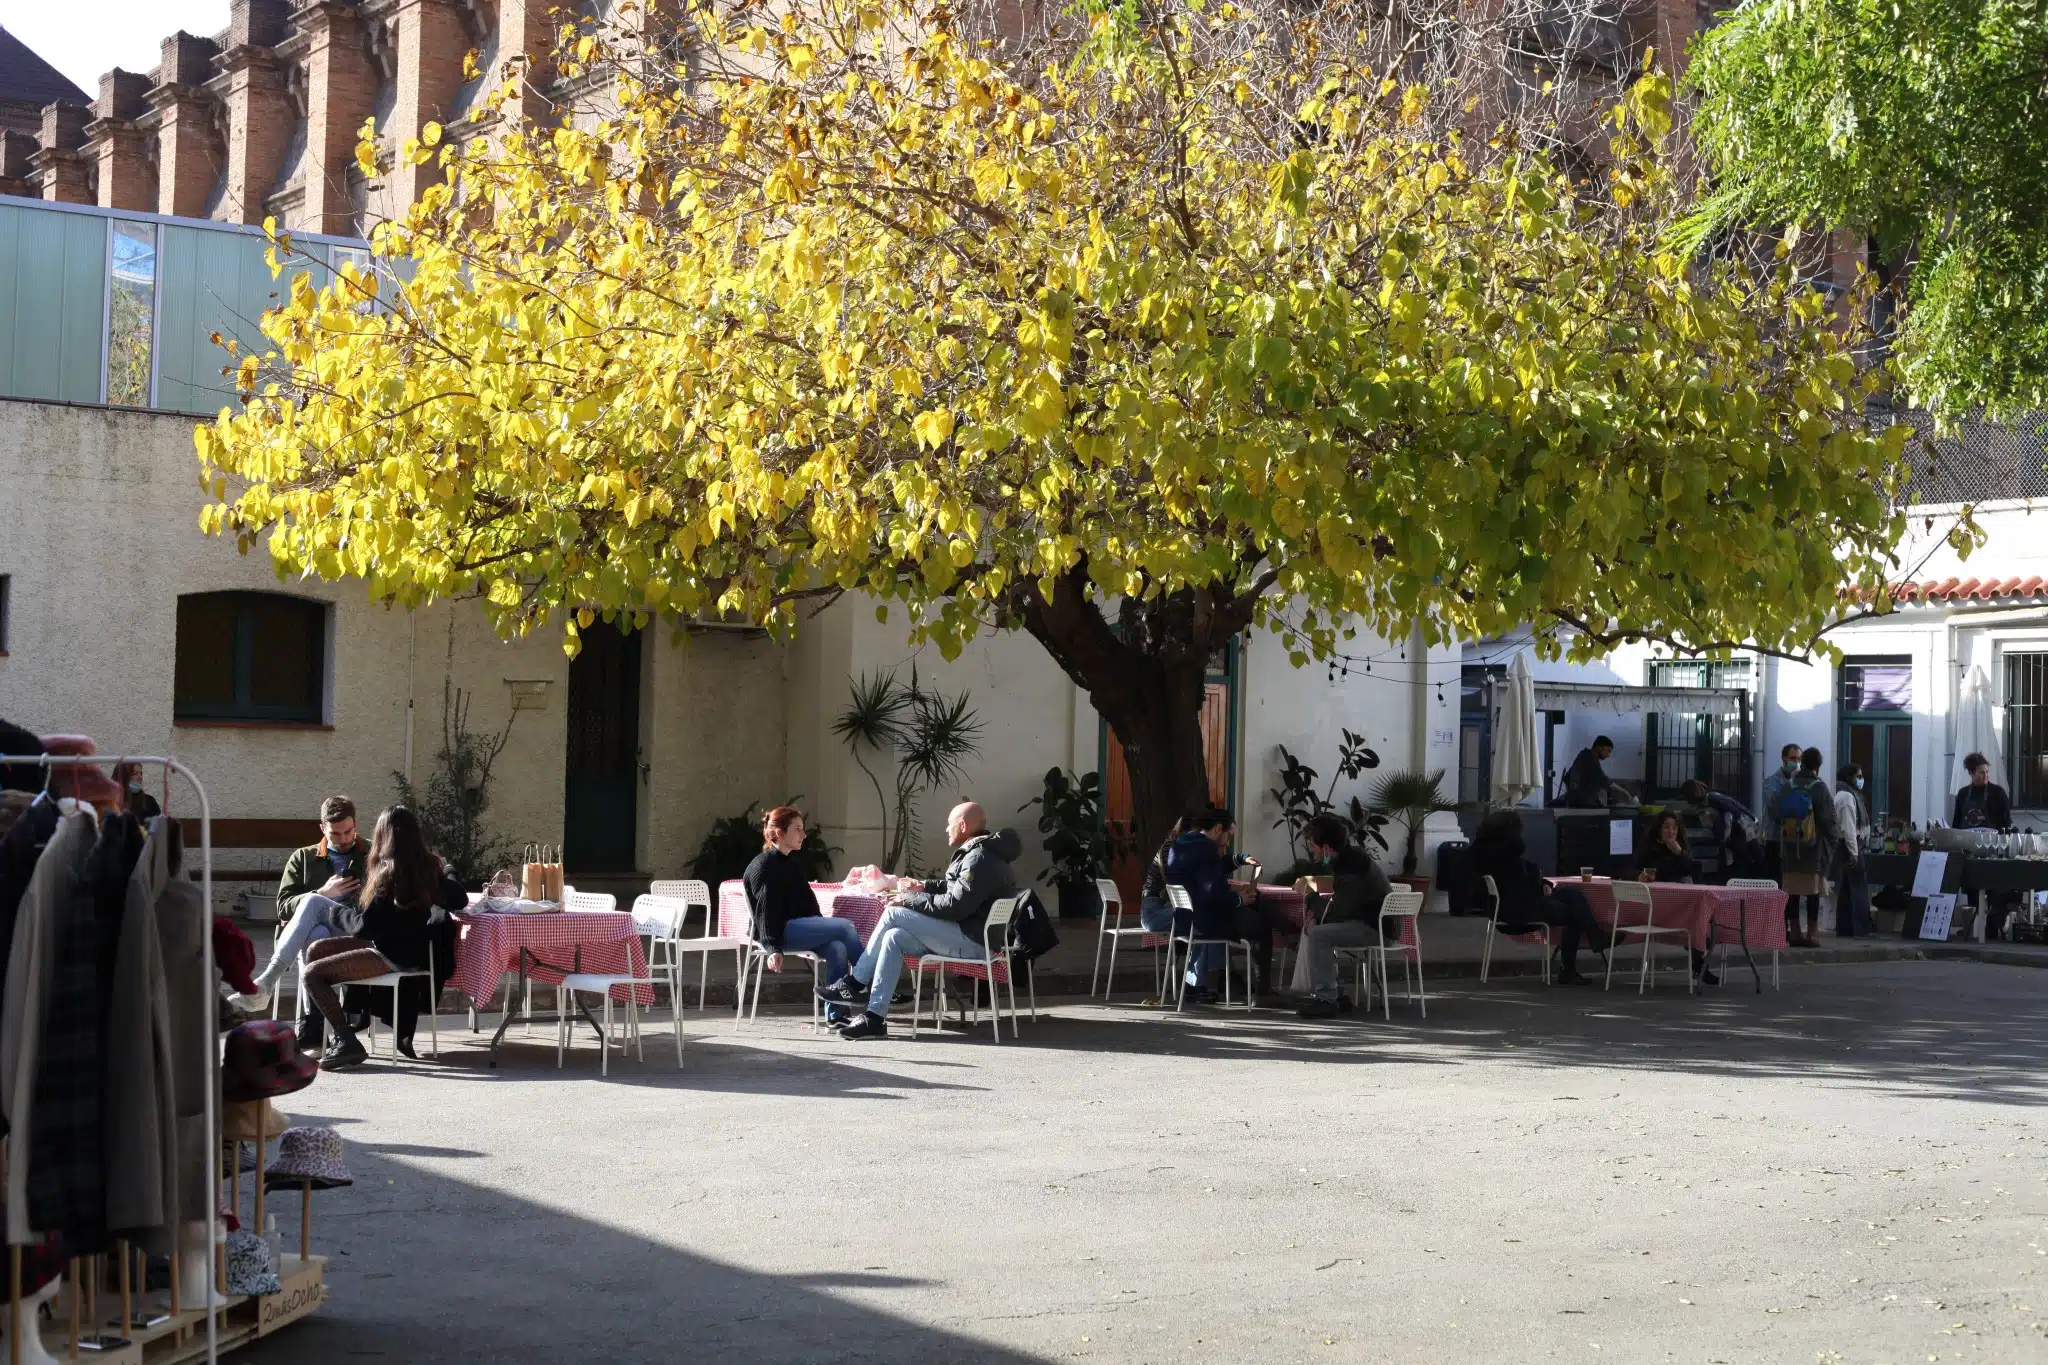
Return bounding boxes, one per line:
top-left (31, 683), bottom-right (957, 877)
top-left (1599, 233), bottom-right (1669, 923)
top-left (832, 667), bottom-right (984, 872)
top-left (1369, 769), bottom-right (1462, 877)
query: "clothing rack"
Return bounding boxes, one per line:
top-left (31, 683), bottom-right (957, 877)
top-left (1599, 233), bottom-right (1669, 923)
top-left (0, 756), bottom-right (218, 1365)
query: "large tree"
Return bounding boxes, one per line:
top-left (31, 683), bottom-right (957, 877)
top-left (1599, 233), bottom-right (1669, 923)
top-left (1687, 0), bottom-right (2048, 420)
top-left (198, 0), bottom-right (1905, 852)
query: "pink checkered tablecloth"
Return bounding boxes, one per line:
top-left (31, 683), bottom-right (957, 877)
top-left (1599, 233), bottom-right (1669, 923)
top-left (716, 881), bottom-right (890, 942)
top-left (452, 910), bottom-right (653, 1005)
top-left (1262, 883), bottom-right (1420, 947)
top-left (1570, 878), bottom-right (1791, 953)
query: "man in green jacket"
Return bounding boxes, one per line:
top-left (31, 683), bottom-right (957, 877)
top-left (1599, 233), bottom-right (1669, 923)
top-left (253, 797), bottom-right (368, 1036)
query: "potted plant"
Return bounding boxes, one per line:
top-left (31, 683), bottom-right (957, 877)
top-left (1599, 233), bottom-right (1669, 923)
top-left (1369, 769), bottom-right (1461, 878)
top-left (1022, 767), bottom-right (1119, 918)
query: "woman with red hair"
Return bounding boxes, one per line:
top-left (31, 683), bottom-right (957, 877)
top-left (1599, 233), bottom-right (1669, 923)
top-left (743, 808), bottom-right (864, 1022)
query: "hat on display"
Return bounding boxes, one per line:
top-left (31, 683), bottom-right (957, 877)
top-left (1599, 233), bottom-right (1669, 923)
top-left (223, 1229), bottom-right (279, 1297)
top-left (35, 734), bottom-right (123, 806)
top-left (220, 1020), bottom-right (318, 1103)
top-left (214, 917), bottom-right (259, 996)
top-left (263, 1126), bottom-right (352, 1191)
top-left (221, 1097), bottom-right (293, 1143)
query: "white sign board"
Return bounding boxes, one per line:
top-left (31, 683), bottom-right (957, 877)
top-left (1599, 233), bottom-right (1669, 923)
top-left (1919, 892), bottom-right (1957, 941)
top-left (1609, 820), bottom-right (1634, 856)
top-left (1910, 851), bottom-right (1950, 899)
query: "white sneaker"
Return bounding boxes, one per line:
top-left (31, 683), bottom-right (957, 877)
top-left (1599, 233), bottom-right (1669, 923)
top-left (238, 987), bottom-right (272, 1013)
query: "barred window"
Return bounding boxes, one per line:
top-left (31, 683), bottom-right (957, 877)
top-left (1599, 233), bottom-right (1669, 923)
top-left (2006, 653), bottom-right (2048, 807)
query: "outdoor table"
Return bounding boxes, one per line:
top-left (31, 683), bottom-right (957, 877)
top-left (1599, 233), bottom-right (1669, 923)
top-left (715, 880), bottom-right (889, 941)
top-left (453, 909), bottom-right (653, 1065)
top-left (1570, 877), bottom-right (1789, 993)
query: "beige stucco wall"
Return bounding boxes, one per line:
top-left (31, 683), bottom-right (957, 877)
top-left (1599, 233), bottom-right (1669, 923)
top-left (0, 397), bottom-right (780, 888)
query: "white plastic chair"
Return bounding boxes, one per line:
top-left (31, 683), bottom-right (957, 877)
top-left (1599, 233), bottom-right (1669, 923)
top-left (565, 890), bottom-right (618, 914)
top-left (554, 948), bottom-right (681, 1076)
top-left (357, 944), bottom-right (438, 1060)
top-left (1606, 880), bottom-right (1694, 994)
top-left (1336, 889), bottom-right (1427, 1018)
top-left (650, 880), bottom-right (751, 1019)
top-left (908, 895), bottom-right (1035, 1041)
top-left (1091, 878), bottom-right (1169, 1001)
top-left (1478, 874), bottom-right (1554, 984)
top-left (1722, 877), bottom-right (1782, 989)
top-left (1166, 884), bottom-right (1254, 1011)
top-left (629, 893), bottom-right (690, 1003)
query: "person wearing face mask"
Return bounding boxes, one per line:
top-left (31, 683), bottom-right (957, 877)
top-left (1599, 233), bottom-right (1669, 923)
top-left (1293, 814), bottom-right (1394, 1017)
top-left (112, 760), bottom-right (162, 821)
top-left (1760, 743), bottom-right (1804, 886)
top-left (1833, 763), bottom-right (1872, 937)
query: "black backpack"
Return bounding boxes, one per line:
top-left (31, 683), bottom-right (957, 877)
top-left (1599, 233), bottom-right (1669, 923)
top-left (1007, 889), bottom-right (1061, 963)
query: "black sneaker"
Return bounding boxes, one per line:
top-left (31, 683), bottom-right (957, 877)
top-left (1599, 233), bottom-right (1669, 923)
top-left (1296, 996), bottom-right (1342, 1019)
top-left (816, 976), bottom-right (870, 1007)
top-left (295, 1012), bottom-right (325, 1052)
top-left (319, 1034), bottom-right (368, 1072)
top-left (1184, 986), bottom-right (1221, 1006)
top-left (1696, 969), bottom-right (1721, 988)
top-left (838, 1012), bottom-right (888, 1040)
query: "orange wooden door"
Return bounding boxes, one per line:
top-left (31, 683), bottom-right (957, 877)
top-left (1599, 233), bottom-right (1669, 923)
top-left (1103, 681), bottom-right (1233, 908)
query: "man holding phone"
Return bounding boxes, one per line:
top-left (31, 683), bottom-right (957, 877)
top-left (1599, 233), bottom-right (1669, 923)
top-left (252, 797), bottom-right (368, 1045)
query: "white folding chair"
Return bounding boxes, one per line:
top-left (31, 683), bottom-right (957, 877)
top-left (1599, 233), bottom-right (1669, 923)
top-left (357, 944), bottom-right (439, 1060)
top-left (1336, 890), bottom-right (1427, 1018)
top-left (909, 895), bottom-right (1035, 1041)
top-left (1092, 878), bottom-right (1169, 1001)
top-left (1166, 884), bottom-right (1254, 1011)
top-left (1606, 880), bottom-right (1694, 994)
top-left (650, 879), bottom-right (751, 1019)
top-left (554, 946), bottom-right (682, 1076)
top-left (1722, 877), bottom-right (1782, 989)
top-left (1478, 874), bottom-right (1554, 985)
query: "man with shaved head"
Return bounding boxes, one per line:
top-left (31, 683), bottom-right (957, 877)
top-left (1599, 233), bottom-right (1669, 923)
top-left (819, 800), bottom-right (1021, 1039)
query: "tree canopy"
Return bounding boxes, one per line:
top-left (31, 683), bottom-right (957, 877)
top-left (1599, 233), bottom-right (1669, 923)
top-left (196, 0), bottom-right (1906, 843)
top-left (1688, 0), bottom-right (2048, 421)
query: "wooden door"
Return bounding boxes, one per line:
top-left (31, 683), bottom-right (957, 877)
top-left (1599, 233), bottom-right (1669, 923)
top-left (1103, 681), bottom-right (1234, 908)
top-left (564, 625), bottom-right (642, 871)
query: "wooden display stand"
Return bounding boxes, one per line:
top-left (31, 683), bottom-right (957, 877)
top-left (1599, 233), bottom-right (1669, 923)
top-left (41, 1255), bottom-right (325, 1364)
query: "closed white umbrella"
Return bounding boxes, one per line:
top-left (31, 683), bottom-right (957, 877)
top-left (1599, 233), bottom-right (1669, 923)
top-left (1957, 663), bottom-right (2005, 789)
top-left (1493, 652), bottom-right (1542, 806)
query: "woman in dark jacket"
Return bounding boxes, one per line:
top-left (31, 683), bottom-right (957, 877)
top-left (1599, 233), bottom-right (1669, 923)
top-left (303, 806), bottom-right (464, 1069)
top-left (1636, 810), bottom-right (1700, 883)
top-left (743, 807), bottom-right (864, 1022)
top-left (1470, 810), bottom-right (1609, 985)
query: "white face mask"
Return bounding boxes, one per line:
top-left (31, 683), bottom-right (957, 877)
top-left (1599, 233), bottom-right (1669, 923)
top-left (1854, 777), bottom-right (1865, 790)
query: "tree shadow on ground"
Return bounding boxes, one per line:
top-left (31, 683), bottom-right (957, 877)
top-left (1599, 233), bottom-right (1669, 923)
top-left (228, 1138), bottom-right (1049, 1365)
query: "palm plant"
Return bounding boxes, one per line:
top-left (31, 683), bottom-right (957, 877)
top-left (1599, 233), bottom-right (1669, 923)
top-left (832, 667), bottom-right (984, 873)
top-left (1369, 769), bottom-right (1461, 877)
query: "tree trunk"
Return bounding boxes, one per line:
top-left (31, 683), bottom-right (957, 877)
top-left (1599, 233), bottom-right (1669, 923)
top-left (1091, 661), bottom-right (1213, 859)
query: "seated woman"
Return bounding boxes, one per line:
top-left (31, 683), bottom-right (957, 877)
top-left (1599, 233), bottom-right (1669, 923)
top-left (1637, 810), bottom-right (1701, 884)
top-left (744, 807), bottom-right (865, 1024)
top-left (1136, 816), bottom-right (1186, 939)
top-left (302, 806), bottom-right (464, 1070)
top-left (1470, 810), bottom-right (1611, 985)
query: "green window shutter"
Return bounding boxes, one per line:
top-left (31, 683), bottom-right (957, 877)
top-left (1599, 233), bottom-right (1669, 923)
top-left (0, 203), bottom-right (107, 404)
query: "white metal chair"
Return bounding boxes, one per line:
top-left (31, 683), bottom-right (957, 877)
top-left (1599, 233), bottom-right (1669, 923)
top-left (356, 944), bottom-right (439, 1060)
top-left (1335, 889), bottom-right (1427, 1018)
top-left (554, 947), bottom-right (681, 1076)
top-left (565, 890), bottom-right (617, 914)
top-left (651, 879), bottom-right (752, 1018)
top-left (908, 895), bottom-right (1035, 1041)
top-left (1606, 880), bottom-right (1695, 994)
top-left (1478, 874), bottom-right (1555, 984)
top-left (1722, 877), bottom-right (1782, 989)
top-left (1091, 878), bottom-right (1169, 1001)
top-left (628, 892), bottom-right (691, 1001)
top-left (1165, 884), bottom-right (1254, 1011)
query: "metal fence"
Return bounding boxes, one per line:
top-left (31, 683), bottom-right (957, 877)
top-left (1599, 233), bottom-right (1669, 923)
top-left (1643, 660), bottom-right (1753, 800)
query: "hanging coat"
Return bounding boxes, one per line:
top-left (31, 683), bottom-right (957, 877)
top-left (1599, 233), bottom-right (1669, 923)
top-left (1, 810), bottom-right (94, 1245)
top-left (154, 827), bottom-right (212, 1229)
top-left (104, 816), bottom-right (182, 1250)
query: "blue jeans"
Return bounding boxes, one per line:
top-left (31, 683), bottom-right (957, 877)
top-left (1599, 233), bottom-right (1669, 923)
top-left (850, 906), bottom-right (982, 1018)
top-left (257, 893), bottom-right (343, 990)
top-left (778, 916), bottom-right (864, 983)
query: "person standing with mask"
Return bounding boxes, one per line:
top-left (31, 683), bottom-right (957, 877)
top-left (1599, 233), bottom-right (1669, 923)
top-left (1760, 743), bottom-right (1803, 887)
top-left (1776, 748), bottom-right (1840, 946)
top-left (1834, 763), bottom-right (1871, 937)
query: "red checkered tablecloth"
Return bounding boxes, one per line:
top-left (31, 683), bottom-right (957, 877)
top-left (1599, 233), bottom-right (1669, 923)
top-left (452, 910), bottom-right (653, 1006)
top-left (1261, 883), bottom-right (1420, 947)
top-left (1570, 878), bottom-right (1790, 953)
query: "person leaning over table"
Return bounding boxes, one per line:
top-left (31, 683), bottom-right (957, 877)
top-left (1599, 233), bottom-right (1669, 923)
top-left (1680, 779), bottom-right (1764, 883)
top-left (743, 806), bottom-right (865, 1026)
top-left (256, 795), bottom-right (369, 1031)
top-left (302, 805), bottom-right (464, 1070)
top-left (816, 801), bottom-right (1021, 1040)
top-left (1293, 813), bottom-right (1394, 1018)
top-left (1562, 735), bottom-right (1630, 808)
top-left (1165, 808), bottom-right (1273, 1004)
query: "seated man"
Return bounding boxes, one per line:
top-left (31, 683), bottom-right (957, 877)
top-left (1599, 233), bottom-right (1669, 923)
top-left (817, 802), bottom-right (1021, 1039)
top-left (254, 796), bottom-right (367, 1039)
top-left (1166, 808), bottom-right (1270, 1003)
top-left (1293, 814), bottom-right (1394, 1018)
